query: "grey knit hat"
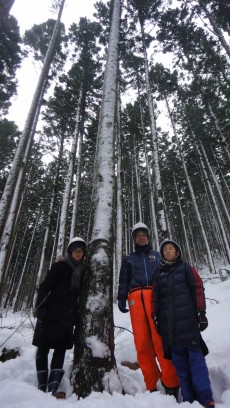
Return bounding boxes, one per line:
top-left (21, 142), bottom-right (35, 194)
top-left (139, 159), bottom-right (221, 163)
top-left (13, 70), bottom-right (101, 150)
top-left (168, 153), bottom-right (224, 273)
top-left (159, 239), bottom-right (182, 259)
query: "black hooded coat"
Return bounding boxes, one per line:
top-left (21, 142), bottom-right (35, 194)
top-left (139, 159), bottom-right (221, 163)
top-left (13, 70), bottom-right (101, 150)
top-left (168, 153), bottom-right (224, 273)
top-left (32, 258), bottom-right (85, 349)
top-left (153, 258), bottom-right (207, 359)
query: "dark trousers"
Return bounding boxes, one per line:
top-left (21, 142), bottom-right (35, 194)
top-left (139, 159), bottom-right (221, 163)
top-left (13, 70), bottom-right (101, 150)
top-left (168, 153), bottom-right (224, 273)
top-left (171, 346), bottom-right (213, 405)
top-left (36, 345), bottom-right (66, 371)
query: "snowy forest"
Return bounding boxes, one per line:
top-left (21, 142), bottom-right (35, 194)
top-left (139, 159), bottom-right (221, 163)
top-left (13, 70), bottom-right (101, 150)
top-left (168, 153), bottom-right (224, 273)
top-left (0, 0), bottom-right (230, 400)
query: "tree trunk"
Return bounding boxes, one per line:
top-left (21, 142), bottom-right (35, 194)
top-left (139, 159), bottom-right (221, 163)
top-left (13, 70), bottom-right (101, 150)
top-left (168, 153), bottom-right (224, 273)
top-left (69, 86), bottom-right (83, 240)
top-left (56, 94), bottom-right (80, 257)
top-left (194, 135), bottom-right (230, 263)
top-left (114, 91), bottom-right (123, 301)
top-left (72, 0), bottom-right (122, 398)
top-left (0, 0), bottom-right (65, 240)
top-left (199, 1), bottom-right (230, 59)
top-left (165, 96), bottom-right (215, 273)
top-left (139, 20), bottom-right (168, 239)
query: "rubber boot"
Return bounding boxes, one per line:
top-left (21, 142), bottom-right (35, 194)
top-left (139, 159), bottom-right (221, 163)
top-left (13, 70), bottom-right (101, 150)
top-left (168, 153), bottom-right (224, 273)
top-left (162, 382), bottom-right (180, 402)
top-left (47, 369), bottom-right (65, 396)
top-left (37, 370), bottom-right (48, 392)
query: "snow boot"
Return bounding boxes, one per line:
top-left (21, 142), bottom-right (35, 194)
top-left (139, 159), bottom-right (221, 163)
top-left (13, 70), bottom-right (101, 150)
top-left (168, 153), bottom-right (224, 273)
top-left (47, 369), bottom-right (65, 396)
top-left (162, 382), bottom-right (180, 402)
top-left (202, 402), bottom-right (215, 408)
top-left (37, 370), bottom-right (48, 392)
top-left (54, 391), bottom-right (66, 399)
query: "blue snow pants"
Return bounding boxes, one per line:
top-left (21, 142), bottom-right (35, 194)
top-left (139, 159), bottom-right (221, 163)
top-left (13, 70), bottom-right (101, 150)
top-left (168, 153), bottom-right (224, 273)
top-left (171, 346), bottom-right (213, 405)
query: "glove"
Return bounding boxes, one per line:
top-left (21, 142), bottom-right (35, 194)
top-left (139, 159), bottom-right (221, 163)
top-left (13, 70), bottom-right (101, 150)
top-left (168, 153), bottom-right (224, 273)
top-left (118, 299), bottom-right (129, 313)
top-left (152, 313), bottom-right (161, 335)
top-left (197, 311), bottom-right (208, 332)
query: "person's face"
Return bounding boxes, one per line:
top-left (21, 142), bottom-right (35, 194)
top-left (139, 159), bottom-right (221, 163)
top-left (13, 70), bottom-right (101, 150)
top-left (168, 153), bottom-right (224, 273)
top-left (162, 243), bottom-right (178, 262)
top-left (71, 248), bottom-right (84, 261)
top-left (134, 232), bottom-right (149, 246)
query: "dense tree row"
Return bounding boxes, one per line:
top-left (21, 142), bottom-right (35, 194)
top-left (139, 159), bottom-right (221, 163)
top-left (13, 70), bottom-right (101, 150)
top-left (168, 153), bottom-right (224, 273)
top-left (0, 0), bottom-right (230, 397)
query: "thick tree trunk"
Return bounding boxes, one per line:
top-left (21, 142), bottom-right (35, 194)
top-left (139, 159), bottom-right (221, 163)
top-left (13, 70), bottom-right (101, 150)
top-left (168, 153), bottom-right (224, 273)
top-left (72, 0), bottom-right (122, 398)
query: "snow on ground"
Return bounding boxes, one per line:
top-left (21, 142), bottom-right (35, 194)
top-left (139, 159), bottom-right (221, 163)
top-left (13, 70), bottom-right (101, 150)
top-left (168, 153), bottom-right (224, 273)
top-left (0, 268), bottom-right (230, 408)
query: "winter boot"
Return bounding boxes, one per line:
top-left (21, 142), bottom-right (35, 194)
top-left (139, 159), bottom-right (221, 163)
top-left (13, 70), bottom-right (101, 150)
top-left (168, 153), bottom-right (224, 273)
top-left (202, 402), bottom-right (215, 408)
top-left (37, 370), bottom-right (48, 392)
top-left (47, 369), bottom-right (65, 396)
top-left (162, 382), bottom-right (180, 402)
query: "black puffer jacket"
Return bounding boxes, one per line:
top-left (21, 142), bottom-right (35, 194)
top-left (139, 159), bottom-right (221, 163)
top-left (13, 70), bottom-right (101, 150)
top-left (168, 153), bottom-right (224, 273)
top-left (153, 258), bottom-right (206, 358)
top-left (32, 259), bottom-right (85, 349)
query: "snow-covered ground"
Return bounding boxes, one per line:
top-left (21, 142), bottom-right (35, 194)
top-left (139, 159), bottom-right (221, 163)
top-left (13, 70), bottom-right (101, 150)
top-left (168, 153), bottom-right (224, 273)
top-left (0, 269), bottom-right (230, 408)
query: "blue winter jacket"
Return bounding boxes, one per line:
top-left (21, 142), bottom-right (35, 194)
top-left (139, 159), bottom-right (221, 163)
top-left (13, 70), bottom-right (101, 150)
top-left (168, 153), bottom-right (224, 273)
top-left (118, 245), bottom-right (161, 299)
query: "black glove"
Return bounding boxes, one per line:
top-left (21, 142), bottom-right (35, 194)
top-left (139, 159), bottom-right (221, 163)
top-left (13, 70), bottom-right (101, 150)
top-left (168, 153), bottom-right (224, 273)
top-left (118, 299), bottom-right (129, 313)
top-left (152, 313), bottom-right (161, 335)
top-left (197, 311), bottom-right (208, 332)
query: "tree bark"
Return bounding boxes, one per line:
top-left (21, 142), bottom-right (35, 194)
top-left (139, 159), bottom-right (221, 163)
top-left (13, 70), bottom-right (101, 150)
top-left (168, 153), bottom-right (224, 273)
top-left (72, 0), bottom-right (123, 398)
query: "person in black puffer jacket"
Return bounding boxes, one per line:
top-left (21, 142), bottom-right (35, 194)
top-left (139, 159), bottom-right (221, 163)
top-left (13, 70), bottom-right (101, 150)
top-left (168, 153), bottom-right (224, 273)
top-left (32, 236), bottom-right (86, 397)
top-left (153, 239), bottom-right (215, 408)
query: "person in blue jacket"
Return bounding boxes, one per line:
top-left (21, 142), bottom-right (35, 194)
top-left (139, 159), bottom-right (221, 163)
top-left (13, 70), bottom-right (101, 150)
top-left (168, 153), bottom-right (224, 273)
top-left (153, 239), bottom-right (215, 408)
top-left (117, 223), bottom-right (180, 397)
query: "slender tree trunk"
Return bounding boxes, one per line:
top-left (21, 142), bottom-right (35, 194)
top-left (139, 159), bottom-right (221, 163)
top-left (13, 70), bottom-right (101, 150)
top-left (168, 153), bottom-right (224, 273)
top-left (199, 1), bottom-right (230, 59)
top-left (13, 212), bottom-right (40, 311)
top-left (139, 21), bottom-right (168, 239)
top-left (136, 75), bottom-right (159, 246)
top-left (69, 86), bottom-right (83, 240)
top-left (199, 140), bottom-right (230, 228)
top-left (72, 0), bottom-right (122, 398)
top-left (56, 114), bottom-right (80, 257)
top-left (207, 103), bottom-right (230, 163)
top-left (134, 146), bottom-right (142, 221)
top-left (114, 91), bottom-right (123, 300)
top-left (0, 84), bottom-right (45, 297)
top-left (165, 96), bottom-right (215, 273)
top-left (174, 174), bottom-right (193, 264)
top-left (194, 135), bottom-right (230, 263)
top-left (36, 136), bottom-right (65, 286)
top-left (0, 0), bottom-right (65, 240)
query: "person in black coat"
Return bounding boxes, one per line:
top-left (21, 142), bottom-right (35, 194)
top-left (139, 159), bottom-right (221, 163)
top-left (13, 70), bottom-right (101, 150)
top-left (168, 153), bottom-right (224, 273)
top-left (32, 236), bottom-right (86, 397)
top-left (153, 239), bottom-right (215, 408)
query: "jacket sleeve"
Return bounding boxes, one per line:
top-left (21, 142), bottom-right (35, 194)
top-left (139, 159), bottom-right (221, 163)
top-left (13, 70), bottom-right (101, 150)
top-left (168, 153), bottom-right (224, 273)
top-left (186, 263), bottom-right (206, 312)
top-left (117, 256), bottom-right (129, 299)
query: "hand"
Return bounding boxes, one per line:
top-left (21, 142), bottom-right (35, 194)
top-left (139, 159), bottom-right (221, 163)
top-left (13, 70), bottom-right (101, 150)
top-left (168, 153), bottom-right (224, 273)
top-left (152, 313), bottom-right (161, 334)
top-left (197, 311), bottom-right (208, 332)
top-left (118, 299), bottom-right (129, 313)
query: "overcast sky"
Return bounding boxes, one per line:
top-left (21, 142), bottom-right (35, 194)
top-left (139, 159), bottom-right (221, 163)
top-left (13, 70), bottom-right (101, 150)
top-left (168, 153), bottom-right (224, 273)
top-left (8, 0), bottom-right (106, 129)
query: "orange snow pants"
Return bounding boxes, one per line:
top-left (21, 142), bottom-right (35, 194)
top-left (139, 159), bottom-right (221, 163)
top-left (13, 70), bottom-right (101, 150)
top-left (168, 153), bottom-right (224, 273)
top-left (128, 287), bottom-right (180, 391)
